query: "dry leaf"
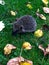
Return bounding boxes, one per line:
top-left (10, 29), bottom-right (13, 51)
top-left (10, 11), bottom-right (17, 16)
top-left (42, 0), bottom-right (48, 5)
top-left (36, 12), bottom-right (46, 20)
top-left (45, 44), bottom-right (49, 55)
top-left (26, 4), bottom-right (33, 9)
top-left (43, 7), bottom-right (49, 13)
top-left (38, 44), bottom-right (49, 56)
top-left (38, 44), bottom-right (45, 55)
top-left (7, 56), bottom-right (33, 65)
top-left (38, 44), bottom-right (45, 52)
top-left (20, 61), bottom-right (31, 65)
top-left (46, 44), bottom-right (49, 52)
top-left (34, 29), bottom-right (43, 38)
top-left (22, 42), bottom-right (32, 50)
top-left (4, 44), bottom-right (16, 55)
top-left (39, 14), bottom-right (46, 20)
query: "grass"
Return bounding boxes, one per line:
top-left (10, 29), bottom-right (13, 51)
top-left (0, 0), bottom-right (49, 65)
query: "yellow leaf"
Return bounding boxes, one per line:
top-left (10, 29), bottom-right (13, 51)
top-left (7, 56), bottom-right (33, 65)
top-left (10, 11), bottom-right (17, 16)
top-left (40, 14), bottom-right (46, 20)
top-left (4, 48), bottom-right (11, 54)
top-left (42, 0), bottom-right (48, 5)
top-left (4, 44), bottom-right (16, 55)
top-left (27, 4), bottom-right (33, 9)
top-left (34, 29), bottom-right (43, 37)
top-left (23, 42), bottom-right (32, 50)
top-left (36, 12), bottom-right (46, 20)
top-left (20, 61), bottom-right (31, 65)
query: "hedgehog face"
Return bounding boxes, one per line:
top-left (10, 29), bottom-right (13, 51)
top-left (12, 24), bottom-right (25, 35)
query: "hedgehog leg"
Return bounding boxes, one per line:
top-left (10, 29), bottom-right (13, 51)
top-left (12, 30), bottom-right (19, 35)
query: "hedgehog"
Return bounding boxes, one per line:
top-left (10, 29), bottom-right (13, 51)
top-left (12, 15), bottom-right (37, 35)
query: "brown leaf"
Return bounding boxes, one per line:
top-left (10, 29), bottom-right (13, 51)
top-left (43, 7), bottom-right (49, 13)
top-left (38, 44), bottom-right (45, 52)
top-left (7, 56), bottom-right (33, 65)
top-left (36, 12), bottom-right (46, 20)
top-left (38, 44), bottom-right (49, 56)
top-left (45, 44), bottom-right (49, 55)
top-left (4, 44), bottom-right (16, 55)
top-left (4, 44), bottom-right (16, 50)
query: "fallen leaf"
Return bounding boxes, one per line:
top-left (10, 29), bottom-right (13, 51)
top-left (38, 44), bottom-right (45, 52)
top-left (43, 7), bottom-right (49, 13)
top-left (45, 44), bottom-right (49, 55)
top-left (26, 4), bottom-right (33, 9)
top-left (20, 61), bottom-right (31, 65)
top-left (34, 29), bottom-right (43, 38)
top-left (10, 11), bottom-right (17, 16)
top-left (38, 44), bottom-right (49, 56)
top-left (39, 14), bottom-right (46, 20)
top-left (36, 12), bottom-right (46, 20)
top-left (4, 44), bottom-right (16, 55)
top-left (42, 0), bottom-right (48, 5)
top-left (7, 56), bottom-right (33, 65)
top-left (22, 42), bottom-right (32, 50)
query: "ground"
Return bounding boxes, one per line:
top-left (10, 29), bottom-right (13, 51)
top-left (0, 0), bottom-right (49, 65)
